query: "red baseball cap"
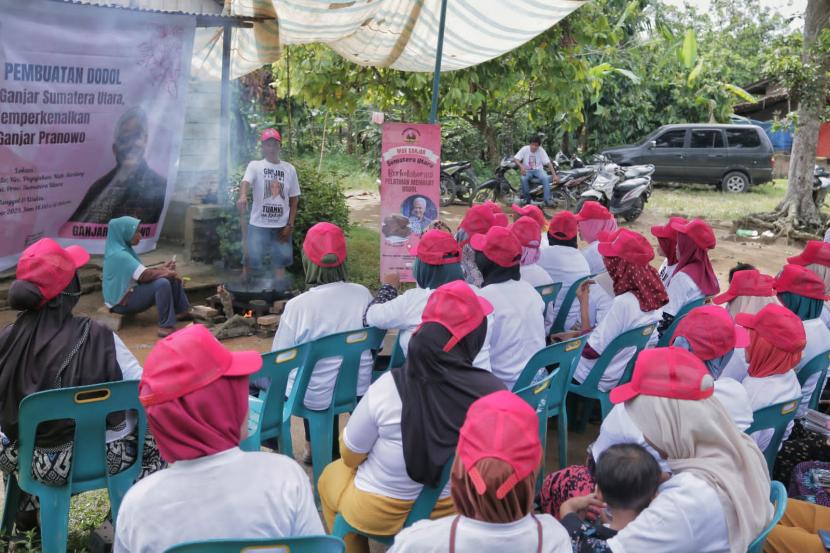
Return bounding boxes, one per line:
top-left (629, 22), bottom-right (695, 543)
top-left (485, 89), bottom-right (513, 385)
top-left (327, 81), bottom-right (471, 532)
top-left (712, 269), bottom-right (775, 305)
top-left (775, 264), bottom-right (830, 301)
top-left (511, 204), bottom-right (547, 230)
top-left (548, 211), bottom-right (579, 240)
top-left (735, 303), bottom-right (807, 354)
top-left (510, 216), bottom-right (542, 248)
top-left (575, 201), bottom-right (613, 221)
top-left (788, 240), bottom-right (830, 268)
top-left (458, 390), bottom-right (542, 499)
top-left (420, 280), bottom-right (494, 352)
top-left (470, 226), bottom-right (522, 267)
top-left (671, 219), bottom-right (716, 250)
top-left (415, 230), bottom-right (461, 265)
top-left (651, 216), bottom-right (688, 239)
top-left (484, 201), bottom-right (509, 227)
top-left (672, 306), bottom-right (748, 360)
top-left (610, 347), bottom-right (715, 404)
top-left (16, 238), bottom-right (90, 303)
top-left (260, 128), bottom-right (281, 142)
top-left (303, 222), bottom-right (347, 267)
top-left (460, 205), bottom-right (495, 237)
top-left (139, 325), bottom-right (263, 407)
top-left (597, 228), bottom-right (654, 265)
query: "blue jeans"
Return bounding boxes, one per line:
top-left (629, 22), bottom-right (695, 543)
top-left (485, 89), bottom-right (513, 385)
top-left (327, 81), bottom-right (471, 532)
top-left (112, 278), bottom-right (190, 328)
top-left (246, 224), bottom-right (293, 270)
top-left (520, 169), bottom-right (551, 203)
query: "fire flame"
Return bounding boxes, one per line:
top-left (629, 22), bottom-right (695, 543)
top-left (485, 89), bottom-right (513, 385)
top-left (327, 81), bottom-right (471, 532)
top-left (243, 310), bottom-right (253, 318)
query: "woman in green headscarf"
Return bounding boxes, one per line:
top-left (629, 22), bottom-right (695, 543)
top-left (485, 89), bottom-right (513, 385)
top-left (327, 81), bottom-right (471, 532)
top-left (104, 216), bottom-right (190, 337)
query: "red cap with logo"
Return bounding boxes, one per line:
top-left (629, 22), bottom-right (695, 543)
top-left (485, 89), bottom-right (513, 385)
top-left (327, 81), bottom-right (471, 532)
top-left (575, 201), bottom-right (613, 221)
top-left (415, 230), bottom-right (461, 265)
top-left (303, 222), bottom-right (347, 267)
top-left (672, 306), bottom-right (748, 360)
top-left (16, 238), bottom-right (90, 303)
top-left (670, 219), bottom-right (716, 250)
top-left (597, 228), bottom-right (655, 265)
top-left (788, 240), bottom-right (830, 268)
top-left (511, 203), bottom-right (547, 230)
top-left (610, 347), bottom-right (715, 404)
top-left (735, 303), bottom-right (807, 354)
top-left (460, 205), bottom-right (495, 237)
top-left (260, 128), bottom-right (282, 142)
top-left (419, 280), bottom-right (494, 352)
top-left (651, 216), bottom-right (688, 239)
top-left (712, 269), bottom-right (775, 305)
top-left (510, 216), bottom-right (542, 248)
top-left (775, 264), bottom-right (830, 301)
top-left (458, 390), bottom-right (542, 499)
top-left (470, 226), bottom-right (522, 267)
top-left (548, 211), bottom-right (579, 240)
top-left (139, 324), bottom-right (263, 407)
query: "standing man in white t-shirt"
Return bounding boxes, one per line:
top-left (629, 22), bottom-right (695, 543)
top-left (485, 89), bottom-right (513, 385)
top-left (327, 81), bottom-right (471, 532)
top-left (237, 128), bottom-right (301, 281)
top-left (514, 135), bottom-right (558, 207)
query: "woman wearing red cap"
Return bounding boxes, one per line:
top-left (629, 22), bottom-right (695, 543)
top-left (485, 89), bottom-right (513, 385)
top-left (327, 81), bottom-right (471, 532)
top-left (572, 229), bottom-right (667, 392)
top-left (0, 239), bottom-right (160, 531)
top-left (388, 391), bottom-right (571, 553)
top-left (650, 217), bottom-right (687, 286)
top-left (512, 203), bottom-right (550, 247)
top-left (115, 325), bottom-right (323, 553)
top-left (575, 201), bottom-right (618, 275)
top-left (272, 222), bottom-right (373, 463)
top-left (787, 240), bottom-right (830, 329)
top-left (511, 217), bottom-right (557, 331)
top-left (712, 266), bottom-right (778, 319)
top-left (736, 304), bottom-right (806, 452)
top-left (455, 205), bottom-right (496, 287)
top-left (319, 281), bottom-right (506, 553)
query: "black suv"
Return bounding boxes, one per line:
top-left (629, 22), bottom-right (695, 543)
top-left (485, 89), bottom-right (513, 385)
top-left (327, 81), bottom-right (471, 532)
top-left (601, 124), bottom-right (775, 193)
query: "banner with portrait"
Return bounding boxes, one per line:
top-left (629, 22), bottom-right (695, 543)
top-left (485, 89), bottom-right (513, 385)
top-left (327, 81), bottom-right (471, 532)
top-left (379, 122), bottom-right (441, 282)
top-left (0, 0), bottom-right (195, 271)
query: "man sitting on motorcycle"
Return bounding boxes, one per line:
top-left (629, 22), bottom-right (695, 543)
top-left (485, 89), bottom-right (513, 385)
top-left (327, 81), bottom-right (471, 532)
top-left (514, 135), bottom-right (559, 206)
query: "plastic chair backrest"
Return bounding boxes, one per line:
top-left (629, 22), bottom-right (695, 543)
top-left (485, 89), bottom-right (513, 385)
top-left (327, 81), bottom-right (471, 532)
top-left (514, 371), bottom-right (557, 442)
top-left (746, 399), bottom-right (800, 475)
top-left (535, 282), bottom-right (562, 314)
top-left (402, 455), bottom-right (455, 527)
top-left (747, 481), bottom-right (788, 553)
top-left (797, 350), bottom-right (830, 411)
top-left (657, 298), bottom-right (706, 347)
top-left (387, 334), bottom-right (406, 371)
top-left (551, 275), bottom-right (592, 333)
top-left (512, 336), bottom-right (586, 392)
top-left (165, 535), bottom-right (345, 553)
top-left (241, 343), bottom-right (309, 451)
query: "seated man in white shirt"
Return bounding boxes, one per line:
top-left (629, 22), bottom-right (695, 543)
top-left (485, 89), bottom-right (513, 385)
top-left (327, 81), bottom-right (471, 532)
top-left (513, 135), bottom-right (558, 207)
top-left (115, 325), bottom-right (323, 553)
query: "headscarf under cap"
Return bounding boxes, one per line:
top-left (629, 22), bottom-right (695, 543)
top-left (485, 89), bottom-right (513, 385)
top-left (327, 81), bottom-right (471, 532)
top-left (578, 218), bottom-right (618, 244)
top-left (725, 295), bottom-right (778, 319)
top-left (451, 457), bottom-right (536, 524)
top-left (673, 233), bottom-right (720, 296)
top-left (474, 251), bottom-right (520, 287)
top-left (413, 258), bottom-right (464, 290)
top-left (604, 256), bottom-right (669, 312)
top-left (745, 330), bottom-right (802, 378)
top-left (626, 394), bottom-right (772, 553)
top-left (806, 262), bottom-right (830, 313)
top-left (302, 251), bottom-right (346, 286)
top-left (778, 291), bottom-right (824, 321)
top-left (520, 246), bottom-right (541, 267)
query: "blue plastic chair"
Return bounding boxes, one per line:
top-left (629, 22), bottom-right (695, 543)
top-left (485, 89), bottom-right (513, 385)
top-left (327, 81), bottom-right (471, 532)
top-left (387, 334), bottom-right (406, 371)
top-left (535, 282), bottom-right (562, 320)
top-left (165, 535), bottom-right (345, 553)
top-left (796, 350), bottom-right (830, 411)
top-left (747, 481), bottom-right (788, 553)
top-left (550, 276), bottom-right (592, 334)
top-left (656, 297), bottom-right (706, 347)
top-left (241, 344), bottom-right (309, 453)
top-left (6, 381), bottom-right (147, 553)
top-left (514, 371), bottom-right (557, 442)
top-left (331, 457), bottom-right (454, 546)
top-left (746, 399), bottom-right (799, 476)
top-left (282, 327), bottom-right (387, 489)
top-left (568, 323), bottom-right (656, 424)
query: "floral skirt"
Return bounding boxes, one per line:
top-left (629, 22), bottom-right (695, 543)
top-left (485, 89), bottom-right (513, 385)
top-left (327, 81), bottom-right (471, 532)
top-left (538, 464), bottom-right (596, 520)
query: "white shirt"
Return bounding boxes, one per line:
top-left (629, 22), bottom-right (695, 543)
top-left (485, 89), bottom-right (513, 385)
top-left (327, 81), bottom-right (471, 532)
top-left (538, 245), bottom-right (591, 331)
top-left (344, 372), bottom-right (450, 500)
top-left (574, 292), bottom-right (660, 392)
top-left (742, 371), bottom-right (802, 451)
top-left (273, 282), bottom-right (374, 410)
top-left (476, 279), bottom-right (546, 390)
top-left (822, 305), bottom-right (830, 330)
top-left (581, 242), bottom-right (605, 275)
top-left (243, 159), bottom-right (301, 228)
top-left (720, 348), bottom-right (748, 382)
top-left (795, 318), bottom-right (830, 417)
top-left (520, 264), bottom-right (557, 332)
top-left (658, 259), bottom-right (676, 287)
top-left (587, 275), bottom-right (615, 328)
top-left (514, 145), bottom-right (552, 172)
top-left (389, 513), bottom-right (571, 553)
top-left (663, 271), bottom-right (703, 317)
top-left (114, 448), bottom-right (323, 553)
top-left (109, 332), bottom-right (143, 443)
top-left (711, 377), bottom-right (754, 431)
top-left (608, 472), bottom-right (730, 553)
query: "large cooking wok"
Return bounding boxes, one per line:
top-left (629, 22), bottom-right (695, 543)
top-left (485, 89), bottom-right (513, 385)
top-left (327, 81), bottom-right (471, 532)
top-left (223, 276), bottom-right (294, 310)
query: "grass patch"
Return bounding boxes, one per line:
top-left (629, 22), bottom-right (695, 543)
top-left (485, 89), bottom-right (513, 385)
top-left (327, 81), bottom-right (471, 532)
top-left (297, 153), bottom-right (377, 191)
top-left (346, 225), bottom-right (380, 292)
top-left (648, 179), bottom-right (786, 222)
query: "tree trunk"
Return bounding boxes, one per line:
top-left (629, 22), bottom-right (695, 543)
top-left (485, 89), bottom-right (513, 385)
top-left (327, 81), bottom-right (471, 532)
top-left (469, 103), bottom-right (501, 167)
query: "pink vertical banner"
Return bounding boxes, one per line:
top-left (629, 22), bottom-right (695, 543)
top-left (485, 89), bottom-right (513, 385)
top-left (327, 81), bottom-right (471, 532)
top-left (379, 123), bottom-right (441, 282)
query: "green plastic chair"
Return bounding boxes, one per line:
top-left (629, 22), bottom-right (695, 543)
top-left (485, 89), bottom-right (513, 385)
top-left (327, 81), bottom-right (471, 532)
top-left (568, 323), bottom-right (657, 425)
top-left (657, 297), bottom-right (706, 347)
top-left (282, 327), bottom-right (387, 489)
top-left (514, 371), bottom-right (557, 442)
top-left (241, 344), bottom-right (309, 452)
top-left (331, 457), bottom-right (454, 546)
top-left (746, 399), bottom-right (799, 476)
top-left (535, 282), bottom-right (562, 320)
top-left (796, 350), bottom-right (830, 412)
top-left (7, 381), bottom-right (147, 553)
top-left (165, 535), bottom-right (345, 553)
top-left (387, 334), bottom-right (406, 371)
top-left (747, 481), bottom-right (788, 553)
top-left (550, 276), bottom-right (592, 334)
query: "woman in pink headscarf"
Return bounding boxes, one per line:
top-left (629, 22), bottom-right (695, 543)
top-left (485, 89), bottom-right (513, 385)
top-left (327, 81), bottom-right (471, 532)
top-left (575, 201), bottom-right (618, 274)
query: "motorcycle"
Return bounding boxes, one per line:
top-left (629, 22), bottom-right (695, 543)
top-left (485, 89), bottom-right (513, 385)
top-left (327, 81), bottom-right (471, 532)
top-left (554, 150), bottom-right (586, 170)
top-left (814, 164), bottom-right (830, 207)
top-left (576, 157), bottom-right (655, 222)
top-left (440, 161), bottom-right (477, 206)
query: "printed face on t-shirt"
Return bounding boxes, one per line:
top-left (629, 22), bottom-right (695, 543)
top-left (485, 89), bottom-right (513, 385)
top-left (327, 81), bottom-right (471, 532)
top-left (262, 166), bottom-right (286, 219)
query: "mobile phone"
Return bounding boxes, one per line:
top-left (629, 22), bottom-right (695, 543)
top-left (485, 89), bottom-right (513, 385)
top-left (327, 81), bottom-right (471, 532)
top-left (171, 255), bottom-right (177, 263)
top-left (818, 529), bottom-right (830, 550)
